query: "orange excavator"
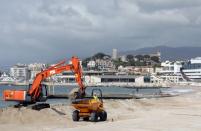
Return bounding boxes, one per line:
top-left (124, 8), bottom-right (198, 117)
top-left (3, 56), bottom-right (107, 122)
top-left (3, 56), bottom-right (85, 104)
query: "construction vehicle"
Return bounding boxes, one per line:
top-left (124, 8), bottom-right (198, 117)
top-left (3, 56), bottom-right (107, 122)
top-left (71, 89), bottom-right (107, 122)
top-left (3, 56), bottom-right (85, 105)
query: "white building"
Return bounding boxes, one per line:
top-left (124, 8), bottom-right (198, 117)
top-left (0, 72), bottom-right (15, 82)
top-left (95, 59), bottom-right (115, 70)
top-left (112, 49), bottom-right (118, 60)
top-left (28, 63), bottom-right (46, 80)
top-left (87, 60), bottom-right (96, 68)
top-left (160, 61), bottom-right (182, 74)
top-left (158, 57), bottom-right (201, 82)
top-left (182, 57), bottom-right (201, 81)
top-left (157, 61), bottom-right (183, 83)
top-left (10, 64), bottom-right (30, 81)
top-left (190, 57), bottom-right (201, 64)
top-left (118, 66), bottom-right (154, 75)
top-left (120, 55), bottom-right (127, 62)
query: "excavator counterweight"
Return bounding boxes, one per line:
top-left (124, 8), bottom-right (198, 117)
top-left (3, 90), bottom-right (27, 101)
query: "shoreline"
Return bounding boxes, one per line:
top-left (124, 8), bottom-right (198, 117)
top-left (1, 82), bottom-right (201, 89)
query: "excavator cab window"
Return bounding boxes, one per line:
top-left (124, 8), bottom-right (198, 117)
top-left (27, 84), bottom-right (48, 102)
top-left (39, 84), bottom-right (48, 102)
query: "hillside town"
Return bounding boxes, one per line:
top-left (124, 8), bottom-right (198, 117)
top-left (0, 49), bottom-right (201, 87)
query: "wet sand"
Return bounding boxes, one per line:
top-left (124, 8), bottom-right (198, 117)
top-left (1, 87), bottom-right (201, 131)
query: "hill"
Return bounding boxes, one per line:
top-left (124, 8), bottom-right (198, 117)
top-left (121, 46), bottom-right (201, 61)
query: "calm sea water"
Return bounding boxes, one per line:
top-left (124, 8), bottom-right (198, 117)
top-left (0, 85), bottom-right (168, 108)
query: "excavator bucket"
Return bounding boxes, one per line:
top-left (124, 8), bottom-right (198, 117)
top-left (3, 90), bottom-right (27, 101)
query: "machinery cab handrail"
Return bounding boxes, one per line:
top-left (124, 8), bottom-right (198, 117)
top-left (91, 89), bottom-right (103, 102)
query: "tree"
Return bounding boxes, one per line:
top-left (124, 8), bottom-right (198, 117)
top-left (82, 52), bottom-right (111, 68)
top-left (126, 54), bottom-right (134, 62)
top-left (151, 56), bottom-right (160, 63)
top-left (144, 55), bottom-right (150, 60)
top-left (82, 58), bottom-right (91, 68)
top-left (135, 55), bottom-right (144, 61)
top-left (93, 53), bottom-right (110, 59)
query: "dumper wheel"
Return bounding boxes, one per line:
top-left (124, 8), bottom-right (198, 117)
top-left (72, 110), bottom-right (80, 121)
top-left (83, 117), bottom-right (89, 121)
top-left (90, 112), bottom-right (98, 122)
top-left (99, 111), bottom-right (107, 121)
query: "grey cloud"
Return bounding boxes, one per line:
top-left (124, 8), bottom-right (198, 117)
top-left (0, 0), bottom-right (201, 67)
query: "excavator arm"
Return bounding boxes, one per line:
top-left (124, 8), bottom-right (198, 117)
top-left (3, 56), bottom-right (85, 103)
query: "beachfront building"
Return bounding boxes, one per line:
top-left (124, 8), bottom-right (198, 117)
top-left (0, 72), bottom-right (15, 83)
top-left (10, 64), bottom-right (30, 81)
top-left (157, 57), bottom-right (201, 82)
top-left (50, 70), bottom-right (117, 83)
top-left (157, 61), bottom-right (183, 83)
top-left (182, 57), bottom-right (201, 82)
top-left (49, 69), bottom-right (164, 87)
top-left (84, 75), bottom-right (160, 87)
top-left (118, 66), bottom-right (154, 75)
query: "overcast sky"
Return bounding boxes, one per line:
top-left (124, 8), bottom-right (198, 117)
top-left (1, 0), bottom-right (201, 67)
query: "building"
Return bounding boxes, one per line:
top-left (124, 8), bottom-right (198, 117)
top-left (157, 61), bottom-right (183, 83)
top-left (118, 66), bottom-right (154, 75)
top-left (51, 70), bottom-right (117, 83)
top-left (120, 55), bottom-right (127, 62)
top-left (158, 57), bottom-right (201, 82)
top-left (10, 64), bottom-right (30, 81)
top-left (87, 60), bottom-right (96, 68)
top-left (84, 75), bottom-right (160, 87)
top-left (182, 57), bottom-right (201, 82)
top-left (112, 49), bottom-right (118, 60)
top-left (0, 72), bottom-right (15, 83)
top-left (28, 63), bottom-right (46, 80)
top-left (95, 59), bottom-right (115, 70)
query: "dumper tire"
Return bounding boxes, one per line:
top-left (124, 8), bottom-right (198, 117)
top-left (90, 112), bottom-right (98, 122)
top-left (83, 117), bottom-right (89, 121)
top-left (99, 111), bottom-right (107, 121)
top-left (72, 110), bottom-right (80, 121)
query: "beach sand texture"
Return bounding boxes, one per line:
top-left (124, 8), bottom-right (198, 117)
top-left (1, 88), bottom-right (201, 131)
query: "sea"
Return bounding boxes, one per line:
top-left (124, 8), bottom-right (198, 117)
top-left (0, 85), bottom-right (192, 108)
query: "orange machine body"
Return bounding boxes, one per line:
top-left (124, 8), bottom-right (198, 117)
top-left (72, 98), bottom-right (104, 117)
top-left (3, 56), bottom-right (85, 103)
top-left (3, 90), bottom-right (27, 101)
top-left (71, 89), bottom-right (107, 122)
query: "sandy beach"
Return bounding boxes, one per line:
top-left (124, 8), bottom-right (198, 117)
top-left (1, 87), bottom-right (201, 131)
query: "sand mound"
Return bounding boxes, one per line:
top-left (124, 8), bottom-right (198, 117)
top-left (0, 100), bottom-right (142, 126)
top-left (0, 106), bottom-right (68, 125)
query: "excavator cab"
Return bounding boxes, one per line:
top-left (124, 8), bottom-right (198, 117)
top-left (27, 84), bottom-right (48, 102)
top-left (91, 89), bottom-right (103, 102)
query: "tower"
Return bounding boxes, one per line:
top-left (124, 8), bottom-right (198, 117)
top-left (112, 49), bottom-right (117, 60)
